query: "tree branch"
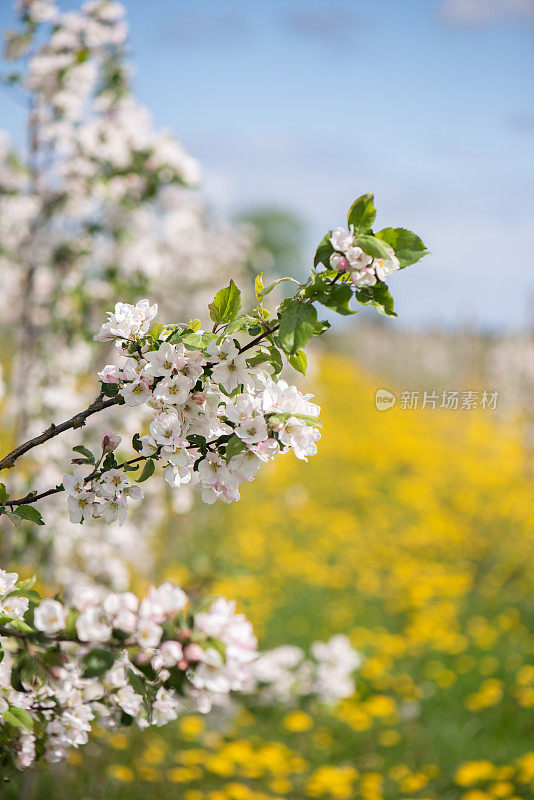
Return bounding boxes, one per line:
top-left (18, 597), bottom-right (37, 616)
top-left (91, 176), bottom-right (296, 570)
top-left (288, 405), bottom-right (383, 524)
top-left (4, 453), bottom-right (149, 509)
top-left (0, 624), bottom-right (124, 648)
top-left (0, 392), bottom-right (122, 472)
top-left (238, 323), bottom-right (280, 356)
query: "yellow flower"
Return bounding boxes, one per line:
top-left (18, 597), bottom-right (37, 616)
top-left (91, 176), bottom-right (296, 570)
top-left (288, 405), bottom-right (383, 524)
top-left (282, 710), bottom-right (314, 732)
top-left (466, 679), bottom-right (503, 711)
top-left (364, 694), bottom-right (397, 718)
top-left (168, 766), bottom-right (203, 782)
top-left (462, 792), bottom-right (492, 800)
top-left (108, 732), bottom-right (129, 750)
top-left (226, 783), bottom-right (255, 799)
top-left (107, 764), bottom-right (135, 782)
top-left (206, 754), bottom-right (235, 777)
top-left (516, 750), bottom-right (534, 782)
top-left (378, 728), bottom-right (401, 747)
top-left (180, 715), bottom-right (205, 740)
top-left (269, 778), bottom-right (293, 794)
top-left (455, 761), bottom-right (496, 786)
top-left (489, 781), bottom-right (513, 797)
top-left (401, 772), bottom-right (429, 793)
top-left (184, 791), bottom-right (205, 800)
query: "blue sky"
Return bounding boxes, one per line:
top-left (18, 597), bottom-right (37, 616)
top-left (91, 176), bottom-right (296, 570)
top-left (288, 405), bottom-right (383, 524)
top-left (1, 0), bottom-right (533, 328)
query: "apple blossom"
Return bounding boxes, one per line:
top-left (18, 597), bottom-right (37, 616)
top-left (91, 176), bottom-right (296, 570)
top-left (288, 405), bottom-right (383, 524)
top-left (34, 598), bottom-right (67, 634)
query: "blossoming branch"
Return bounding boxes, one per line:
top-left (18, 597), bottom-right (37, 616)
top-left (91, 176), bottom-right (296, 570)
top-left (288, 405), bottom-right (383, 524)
top-left (0, 191), bottom-right (427, 769)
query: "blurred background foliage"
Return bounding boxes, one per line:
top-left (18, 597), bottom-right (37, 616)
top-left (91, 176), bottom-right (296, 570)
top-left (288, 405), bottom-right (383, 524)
top-left (6, 346), bottom-right (534, 799)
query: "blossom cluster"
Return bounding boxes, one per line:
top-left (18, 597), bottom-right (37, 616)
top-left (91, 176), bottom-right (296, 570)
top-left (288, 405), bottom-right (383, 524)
top-left (59, 297), bottom-right (322, 525)
top-left (63, 463), bottom-right (143, 525)
top-left (329, 225), bottom-right (401, 288)
top-left (250, 634), bottom-right (362, 705)
top-left (0, 569), bottom-right (257, 769)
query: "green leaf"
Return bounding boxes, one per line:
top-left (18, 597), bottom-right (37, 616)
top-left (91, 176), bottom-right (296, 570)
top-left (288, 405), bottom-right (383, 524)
top-left (277, 300), bottom-right (317, 356)
top-left (304, 276), bottom-right (355, 316)
top-left (288, 350), bottom-right (307, 375)
top-left (0, 484), bottom-right (7, 504)
top-left (188, 318), bottom-right (201, 332)
top-left (72, 445), bottom-right (95, 463)
top-left (9, 588), bottom-right (40, 602)
top-left (102, 452), bottom-right (117, 471)
top-left (101, 382), bottom-right (119, 398)
top-left (180, 331), bottom-right (203, 348)
top-left (6, 511), bottom-right (22, 527)
top-left (127, 668), bottom-right (146, 697)
top-left (3, 707), bottom-right (34, 732)
top-left (149, 322), bottom-right (164, 340)
top-left (324, 283), bottom-right (355, 316)
top-left (347, 193), bottom-right (376, 234)
top-left (16, 576), bottom-right (36, 591)
top-left (9, 619), bottom-right (33, 634)
top-left (375, 227), bottom-right (429, 268)
top-left (221, 314), bottom-right (257, 338)
top-left (225, 435), bottom-right (247, 463)
top-left (10, 653), bottom-right (35, 690)
top-left (254, 272), bottom-right (264, 301)
top-left (313, 231), bottom-right (334, 269)
top-left (267, 346), bottom-right (284, 375)
top-left (81, 647), bottom-right (115, 678)
top-left (13, 505), bottom-right (44, 526)
top-left (132, 433), bottom-right (143, 453)
top-left (208, 280), bottom-right (242, 325)
top-left (136, 458), bottom-right (155, 483)
top-left (269, 412), bottom-right (322, 429)
top-left (356, 283), bottom-right (396, 317)
top-left (354, 234), bottom-right (393, 260)
top-left (247, 346), bottom-right (283, 375)
top-left (314, 320), bottom-right (331, 336)
top-left (258, 276), bottom-right (300, 300)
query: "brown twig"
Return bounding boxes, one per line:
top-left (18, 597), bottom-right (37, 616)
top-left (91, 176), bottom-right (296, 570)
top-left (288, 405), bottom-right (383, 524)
top-left (4, 452), bottom-right (149, 509)
top-left (0, 624), bottom-right (125, 648)
top-left (238, 324), bottom-right (279, 356)
top-left (0, 392), bottom-right (122, 472)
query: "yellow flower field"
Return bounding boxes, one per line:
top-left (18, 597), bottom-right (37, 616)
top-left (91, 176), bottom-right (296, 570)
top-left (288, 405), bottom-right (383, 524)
top-left (16, 354), bottom-right (534, 800)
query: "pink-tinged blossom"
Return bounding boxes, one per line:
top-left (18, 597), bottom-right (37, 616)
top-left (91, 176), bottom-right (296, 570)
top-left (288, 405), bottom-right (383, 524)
top-left (330, 252), bottom-right (349, 272)
top-left (152, 375), bottom-right (190, 406)
top-left (67, 492), bottom-right (95, 524)
top-left (63, 466), bottom-right (91, 498)
top-left (330, 225), bottom-right (354, 253)
top-left (120, 377), bottom-right (152, 406)
top-left (102, 432), bottom-right (121, 451)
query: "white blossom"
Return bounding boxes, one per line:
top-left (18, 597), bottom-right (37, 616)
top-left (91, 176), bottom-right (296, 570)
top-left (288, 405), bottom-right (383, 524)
top-left (34, 599), bottom-right (66, 634)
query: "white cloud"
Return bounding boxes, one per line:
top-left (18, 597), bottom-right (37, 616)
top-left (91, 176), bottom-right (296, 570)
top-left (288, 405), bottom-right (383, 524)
top-left (440, 0), bottom-right (534, 26)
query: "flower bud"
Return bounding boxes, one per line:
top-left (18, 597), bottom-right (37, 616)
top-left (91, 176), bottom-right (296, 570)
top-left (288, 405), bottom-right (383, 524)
top-left (330, 252), bottom-right (349, 273)
top-left (102, 432), bottom-right (122, 452)
top-left (184, 643), bottom-right (204, 663)
top-left (178, 627), bottom-right (192, 643)
top-left (192, 391), bottom-right (206, 405)
top-left (268, 418), bottom-right (284, 433)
